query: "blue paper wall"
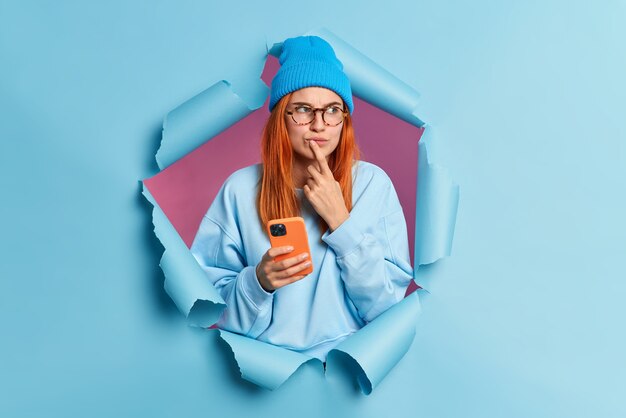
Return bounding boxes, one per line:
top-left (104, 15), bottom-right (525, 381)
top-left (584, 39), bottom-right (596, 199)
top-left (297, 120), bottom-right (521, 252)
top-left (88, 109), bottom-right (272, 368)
top-left (1, 1), bottom-right (625, 417)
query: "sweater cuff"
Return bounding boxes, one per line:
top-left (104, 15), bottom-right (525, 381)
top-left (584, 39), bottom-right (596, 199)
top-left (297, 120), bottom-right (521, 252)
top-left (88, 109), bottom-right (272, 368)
top-left (321, 215), bottom-right (365, 257)
top-left (239, 265), bottom-right (274, 309)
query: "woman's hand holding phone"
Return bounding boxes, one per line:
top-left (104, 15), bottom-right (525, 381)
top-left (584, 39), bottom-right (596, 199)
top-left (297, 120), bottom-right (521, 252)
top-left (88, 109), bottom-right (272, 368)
top-left (256, 246), bottom-right (311, 292)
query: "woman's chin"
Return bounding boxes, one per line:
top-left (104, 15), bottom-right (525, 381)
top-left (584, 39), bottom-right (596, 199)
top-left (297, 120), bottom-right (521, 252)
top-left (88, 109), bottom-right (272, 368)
top-left (293, 150), bottom-right (316, 163)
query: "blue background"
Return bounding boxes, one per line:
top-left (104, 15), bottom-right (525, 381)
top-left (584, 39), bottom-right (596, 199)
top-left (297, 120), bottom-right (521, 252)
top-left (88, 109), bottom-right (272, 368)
top-left (2, 1), bottom-right (625, 417)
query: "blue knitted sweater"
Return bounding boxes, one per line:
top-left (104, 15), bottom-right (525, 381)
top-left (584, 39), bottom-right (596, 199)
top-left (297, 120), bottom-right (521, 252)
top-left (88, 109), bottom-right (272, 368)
top-left (190, 161), bottom-right (413, 360)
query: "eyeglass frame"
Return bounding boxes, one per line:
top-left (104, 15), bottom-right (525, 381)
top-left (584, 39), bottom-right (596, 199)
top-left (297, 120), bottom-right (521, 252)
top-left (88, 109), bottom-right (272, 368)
top-left (285, 105), bottom-right (348, 127)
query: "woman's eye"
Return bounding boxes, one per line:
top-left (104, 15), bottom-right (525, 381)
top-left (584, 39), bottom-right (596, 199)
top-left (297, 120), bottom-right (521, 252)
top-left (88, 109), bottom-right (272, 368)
top-left (295, 106), bottom-right (312, 113)
top-left (326, 106), bottom-right (341, 114)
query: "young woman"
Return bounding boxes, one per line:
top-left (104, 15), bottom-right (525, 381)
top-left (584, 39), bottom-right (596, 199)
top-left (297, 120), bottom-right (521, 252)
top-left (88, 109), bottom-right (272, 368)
top-left (191, 36), bottom-right (413, 361)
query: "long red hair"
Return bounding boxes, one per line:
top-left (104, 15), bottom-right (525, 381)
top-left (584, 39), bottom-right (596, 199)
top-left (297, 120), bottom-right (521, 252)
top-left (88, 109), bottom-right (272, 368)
top-left (257, 93), bottom-right (360, 233)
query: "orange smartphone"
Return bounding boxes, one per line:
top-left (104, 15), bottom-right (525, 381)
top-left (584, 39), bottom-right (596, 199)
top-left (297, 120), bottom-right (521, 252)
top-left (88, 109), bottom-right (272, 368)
top-left (267, 217), bottom-right (313, 275)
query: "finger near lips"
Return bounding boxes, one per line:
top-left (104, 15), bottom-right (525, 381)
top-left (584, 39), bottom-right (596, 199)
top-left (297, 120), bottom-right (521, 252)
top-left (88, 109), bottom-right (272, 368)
top-left (311, 143), bottom-right (326, 166)
top-left (308, 140), bottom-right (331, 174)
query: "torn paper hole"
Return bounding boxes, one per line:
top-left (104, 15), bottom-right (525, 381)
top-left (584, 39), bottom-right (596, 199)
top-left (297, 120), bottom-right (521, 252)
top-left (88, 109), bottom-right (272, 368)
top-left (142, 28), bottom-right (459, 394)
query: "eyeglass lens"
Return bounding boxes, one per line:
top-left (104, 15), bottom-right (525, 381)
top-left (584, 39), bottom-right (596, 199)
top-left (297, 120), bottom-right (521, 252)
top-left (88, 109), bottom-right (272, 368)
top-left (291, 106), bottom-right (344, 126)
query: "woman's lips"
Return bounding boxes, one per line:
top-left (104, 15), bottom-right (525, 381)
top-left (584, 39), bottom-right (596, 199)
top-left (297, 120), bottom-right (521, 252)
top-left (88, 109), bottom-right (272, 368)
top-left (306, 138), bottom-right (328, 145)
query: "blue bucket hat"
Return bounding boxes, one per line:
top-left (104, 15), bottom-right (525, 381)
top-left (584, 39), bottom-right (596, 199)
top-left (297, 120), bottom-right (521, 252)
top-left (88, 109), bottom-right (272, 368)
top-left (269, 36), bottom-right (354, 114)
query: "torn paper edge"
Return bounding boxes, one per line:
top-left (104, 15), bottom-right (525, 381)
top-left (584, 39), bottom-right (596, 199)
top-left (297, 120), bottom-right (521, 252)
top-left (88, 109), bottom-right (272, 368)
top-left (414, 130), bottom-right (460, 268)
top-left (156, 78), bottom-right (269, 170)
top-left (142, 184), bottom-right (225, 327)
top-left (327, 291), bottom-right (422, 394)
top-left (218, 329), bottom-right (321, 390)
top-left (305, 27), bottom-right (424, 127)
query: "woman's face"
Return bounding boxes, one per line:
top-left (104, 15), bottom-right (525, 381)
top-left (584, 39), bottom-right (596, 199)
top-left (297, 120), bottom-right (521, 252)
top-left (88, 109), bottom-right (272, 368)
top-left (284, 87), bottom-right (345, 164)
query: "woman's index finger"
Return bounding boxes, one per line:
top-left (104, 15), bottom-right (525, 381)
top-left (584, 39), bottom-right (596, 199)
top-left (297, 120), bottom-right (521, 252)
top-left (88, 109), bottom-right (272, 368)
top-left (309, 141), bottom-right (332, 175)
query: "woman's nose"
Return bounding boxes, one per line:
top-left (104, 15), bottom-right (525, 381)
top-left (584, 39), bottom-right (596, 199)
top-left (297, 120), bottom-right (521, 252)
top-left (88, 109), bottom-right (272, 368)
top-left (310, 111), bottom-right (325, 131)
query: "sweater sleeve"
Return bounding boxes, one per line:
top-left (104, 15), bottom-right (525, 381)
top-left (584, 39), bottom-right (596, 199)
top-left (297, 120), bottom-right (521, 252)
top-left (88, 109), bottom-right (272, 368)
top-left (321, 175), bottom-right (413, 323)
top-left (190, 215), bottom-right (273, 338)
